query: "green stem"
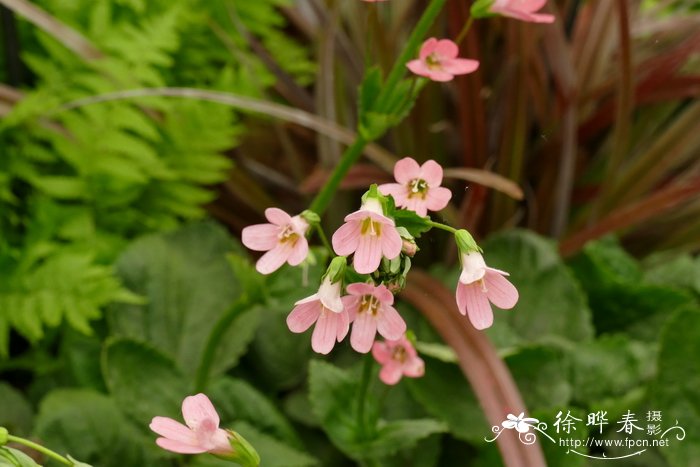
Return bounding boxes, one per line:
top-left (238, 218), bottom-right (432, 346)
top-left (356, 355), bottom-right (374, 438)
top-left (7, 435), bottom-right (72, 466)
top-left (195, 299), bottom-right (253, 392)
top-left (315, 224), bottom-right (333, 255)
top-left (455, 16), bottom-right (474, 44)
top-left (376, 0), bottom-right (448, 109)
top-left (427, 220), bottom-right (458, 234)
top-left (309, 136), bottom-right (367, 215)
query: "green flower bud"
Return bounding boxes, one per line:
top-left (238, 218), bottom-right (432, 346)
top-left (300, 210), bottom-right (321, 226)
top-left (455, 229), bottom-right (482, 254)
top-left (471, 0), bottom-right (496, 18)
top-left (324, 256), bottom-right (347, 284)
top-left (0, 427), bottom-right (7, 445)
top-left (218, 430), bottom-right (260, 466)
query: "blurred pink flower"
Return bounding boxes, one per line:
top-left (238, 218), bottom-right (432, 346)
top-left (407, 38), bottom-right (479, 82)
top-left (242, 208), bottom-right (309, 275)
top-left (332, 198), bottom-right (402, 274)
top-left (344, 283), bottom-right (406, 353)
top-left (286, 276), bottom-right (353, 354)
top-left (379, 157), bottom-right (452, 217)
top-left (489, 0), bottom-right (555, 23)
top-left (455, 251), bottom-right (519, 329)
top-left (372, 336), bottom-right (425, 385)
top-left (150, 394), bottom-right (232, 455)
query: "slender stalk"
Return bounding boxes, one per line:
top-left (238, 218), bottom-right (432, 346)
top-left (315, 224), bottom-right (333, 254)
top-left (426, 220), bottom-right (458, 234)
top-left (195, 299), bottom-right (254, 392)
top-left (377, 0), bottom-right (448, 109)
top-left (7, 435), bottom-right (72, 466)
top-left (356, 354), bottom-right (374, 438)
top-left (309, 136), bottom-right (367, 214)
top-left (455, 16), bottom-right (474, 44)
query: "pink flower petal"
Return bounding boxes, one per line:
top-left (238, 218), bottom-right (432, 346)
top-left (371, 341), bottom-right (392, 364)
top-left (287, 300), bottom-right (321, 333)
top-left (441, 58), bottom-right (479, 75)
top-left (379, 363), bottom-right (403, 385)
top-left (405, 197), bottom-right (428, 217)
top-left (255, 245), bottom-right (290, 274)
top-left (425, 186), bottom-right (452, 212)
top-left (420, 160), bottom-right (444, 186)
top-left (336, 310), bottom-right (350, 341)
top-left (182, 394), bottom-right (220, 431)
top-left (351, 311), bottom-right (378, 353)
top-left (377, 305), bottom-right (406, 340)
top-left (381, 225), bottom-right (402, 260)
top-left (406, 60), bottom-right (433, 79)
top-left (374, 284), bottom-right (395, 305)
top-left (287, 238), bottom-right (309, 266)
top-left (346, 282), bottom-right (375, 296)
top-left (342, 295), bottom-right (360, 321)
top-left (403, 356), bottom-right (425, 378)
top-left (528, 12), bottom-right (555, 23)
top-left (393, 157), bottom-right (422, 184)
top-left (455, 281), bottom-right (468, 316)
top-left (378, 183), bottom-right (409, 207)
top-left (519, 0), bottom-right (547, 11)
top-left (426, 70), bottom-right (456, 82)
top-left (150, 417), bottom-right (197, 445)
top-left (418, 38), bottom-right (439, 60)
top-left (332, 221), bottom-right (361, 256)
top-left (264, 207), bottom-right (292, 226)
top-left (241, 224), bottom-right (279, 251)
top-left (461, 283), bottom-right (494, 330)
top-left (485, 270), bottom-right (519, 309)
top-left (353, 234), bottom-right (382, 274)
top-left (156, 438), bottom-right (208, 454)
top-left (434, 39), bottom-right (459, 59)
top-left (311, 309), bottom-right (339, 354)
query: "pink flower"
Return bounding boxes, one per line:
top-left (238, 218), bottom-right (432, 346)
top-left (406, 38), bottom-right (479, 82)
top-left (344, 283), bottom-right (406, 353)
top-left (372, 336), bottom-right (425, 385)
top-left (455, 251), bottom-right (519, 329)
top-left (379, 157), bottom-right (452, 217)
top-left (242, 208), bottom-right (309, 275)
top-left (150, 394), bottom-right (232, 455)
top-left (286, 276), bottom-right (353, 354)
top-left (489, 0), bottom-right (555, 23)
top-left (332, 198), bottom-right (402, 274)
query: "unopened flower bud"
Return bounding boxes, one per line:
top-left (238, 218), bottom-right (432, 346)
top-left (401, 238), bottom-right (418, 257)
top-left (220, 430), bottom-right (260, 467)
top-left (0, 427), bottom-right (7, 445)
top-left (455, 229), bottom-right (481, 255)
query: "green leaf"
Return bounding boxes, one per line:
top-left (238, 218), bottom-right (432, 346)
top-left (505, 345), bottom-right (572, 410)
top-left (209, 377), bottom-right (303, 448)
top-left (406, 358), bottom-right (488, 443)
top-left (481, 229), bottom-right (594, 345)
top-left (393, 210), bottom-right (433, 239)
top-left (650, 308), bottom-right (700, 467)
top-left (0, 383), bottom-right (34, 436)
top-left (102, 337), bottom-right (188, 424)
top-left (108, 222), bottom-right (256, 379)
top-left (362, 419), bottom-right (446, 459)
top-left (33, 389), bottom-right (158, 467)
top-left (0, 447), bottom-right (40, 467)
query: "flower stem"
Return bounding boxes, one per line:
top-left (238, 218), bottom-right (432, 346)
top-left (377, 0), bottom-right (449, 108)
top-left (426, 220), bottom-right (458, 234)
top-left (315, 224), bottom-right (333, 255)
top-left (455, 16), bottom-right (474, 44)
top-left (195, 298), bottom-right (254, 392)
top-left (356, 354), bottom-right (375, 438)
top-left (6, 435), bottom-right (72, 466)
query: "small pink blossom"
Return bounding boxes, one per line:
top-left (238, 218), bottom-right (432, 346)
top-left (489, 0), bottom-right (555, 23)
top-left (379, 157), bottom-right (452, 217)
top-left (332, 198), bottom-right (402, 274)
top-left (242, 208), bottom-right (309, 275)
top-left (407, 38), bottom-right (479, 82)
top-left (455, 251), bottom-right (519, 329)
top-left (150, 394), bottom-right (232, 455)
top-left (372, 336), bottom-right (425, 385)
top-left (286, 277), bottom-right (353, 354)
top-left (344, 283), bottom-right (406, 353)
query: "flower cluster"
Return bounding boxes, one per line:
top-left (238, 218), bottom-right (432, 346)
top-left (241, 157), bottom-right (519, 385)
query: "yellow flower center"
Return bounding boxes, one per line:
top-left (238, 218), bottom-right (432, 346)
top-left (278, 224), bottom-right (299, 245)
top-left (426, 54), bottom-right (442, 70)
top-left (360, 217), bottom-right (382, 236)
top-left (391, 345), bottom-right (407, 363)
top-left (408, 178), bottom-right (428, 199)
top-left (360, 294), bottom-right (381, 316)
